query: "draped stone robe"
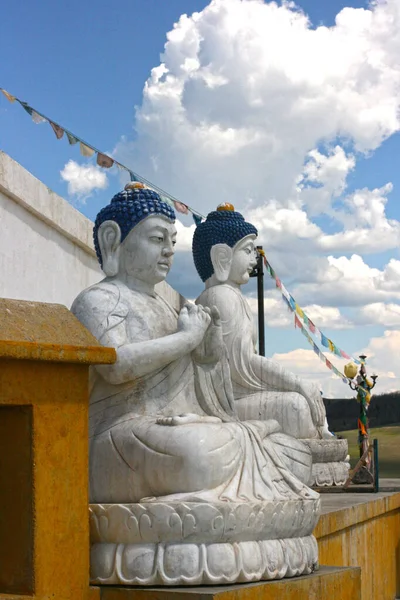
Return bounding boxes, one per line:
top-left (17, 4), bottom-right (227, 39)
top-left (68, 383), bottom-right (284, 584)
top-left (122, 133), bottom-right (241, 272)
top-left (197, 284), bottom-right (326, 438)
top-left (72, 280), bottom-right (318, 509)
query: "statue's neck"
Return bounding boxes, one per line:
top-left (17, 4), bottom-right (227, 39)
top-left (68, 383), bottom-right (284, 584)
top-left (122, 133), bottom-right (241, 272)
top-left (109, 274), bottom-right (156, 296)
top-left (205, 276), bottom-right (241, 290)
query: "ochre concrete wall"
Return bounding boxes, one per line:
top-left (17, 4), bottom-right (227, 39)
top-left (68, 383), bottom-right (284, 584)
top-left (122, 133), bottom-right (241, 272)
top-left (315, 493), bottom-right (400, 600)
top-left (0, 299), bottom-right (115, 600)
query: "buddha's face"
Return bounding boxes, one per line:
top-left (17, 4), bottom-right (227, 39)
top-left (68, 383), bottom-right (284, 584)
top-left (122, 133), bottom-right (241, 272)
top-left (118, 216), bottom-right (177, 284)
top-left (228, 235), bottom-right (257, 285)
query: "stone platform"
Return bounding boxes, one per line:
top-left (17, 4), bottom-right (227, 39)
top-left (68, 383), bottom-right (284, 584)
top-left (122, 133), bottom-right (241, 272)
top-left (89, 566), bottom-right (360, 599)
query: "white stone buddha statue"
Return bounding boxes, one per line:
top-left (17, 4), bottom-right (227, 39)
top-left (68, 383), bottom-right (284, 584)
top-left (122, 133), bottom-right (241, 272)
top-left (193, 205), bottom-right (350, 487)
top-left (71, 184), bottom-right (320, 586)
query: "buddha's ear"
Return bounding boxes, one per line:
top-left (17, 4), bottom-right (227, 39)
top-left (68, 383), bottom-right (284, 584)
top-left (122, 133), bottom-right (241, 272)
top-left (210, 244), bottom-right (233, 283)
top-left (98, 221), bottom-right (121, 277)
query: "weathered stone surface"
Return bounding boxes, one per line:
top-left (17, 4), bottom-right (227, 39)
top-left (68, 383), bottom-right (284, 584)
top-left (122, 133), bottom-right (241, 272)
top-left (72, 186), bottom-right (320, 586)
top-left (192, 209), bottom-right (349, 487)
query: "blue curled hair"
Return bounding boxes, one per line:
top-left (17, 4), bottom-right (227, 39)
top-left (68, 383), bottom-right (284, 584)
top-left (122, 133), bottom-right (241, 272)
top-left (93, 187), bottom-right (176, 267)
top-left (192, 210), bottom-right (258, 282)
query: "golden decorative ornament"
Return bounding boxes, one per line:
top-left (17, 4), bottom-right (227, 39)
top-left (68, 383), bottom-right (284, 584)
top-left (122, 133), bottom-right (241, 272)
top-left (125, 182), bottom-right (146, 191)
top-left (217, 202), bottom-right (235, 212)
top-left (344, 362), bottom-right (358, 380)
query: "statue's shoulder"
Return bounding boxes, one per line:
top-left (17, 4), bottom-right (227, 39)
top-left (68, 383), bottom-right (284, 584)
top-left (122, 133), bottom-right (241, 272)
top-left (71, 280), bottom-right (130, 339)
top-left (72, 280), bottom-right (122, 314)
top-left (197, 285), bottom-right (241, 315)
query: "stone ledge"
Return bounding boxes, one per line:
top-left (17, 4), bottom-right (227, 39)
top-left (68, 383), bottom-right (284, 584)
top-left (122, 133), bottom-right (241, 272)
top-left (316, 490), bottom-right (400, 538)
top-left (89, 565), bottom-right (360, 599)
top-left (0, 298), bottom-right (115, 364)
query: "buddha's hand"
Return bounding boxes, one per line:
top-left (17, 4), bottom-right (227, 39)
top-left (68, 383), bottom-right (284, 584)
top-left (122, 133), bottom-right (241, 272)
top-left (298, 380), bottom-right (326, 429)
top-left (156, 413), bottom-right (222, 426)
top-left (178, 304), bottom-right (211, 349)
top-left (193, 305), bottom-right (224, 364)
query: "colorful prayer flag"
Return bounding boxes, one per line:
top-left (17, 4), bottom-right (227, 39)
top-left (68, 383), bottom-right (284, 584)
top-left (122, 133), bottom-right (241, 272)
top-left (173, 201), bottom-right (189, 215)
top-left (97, 153), bottom-right (114, 168)
top-left (295, 305), bottom-right (304, 319)
top-left (321, 333), bottom-right (330, 348)
top-left (20, 102), bottom-right (33, 116)
top-left (31, 110), bottom-right (46, 124)
top-left (1, 88), bottom-right (16, 103)
top-left (80, 142), bottom-right (95, 157)
top-left (192, 213), bottom-right (203, 226)
top-left (66, 132), bottom-right (79, 145)
top-left (49, 121), bottom-right (64, 139)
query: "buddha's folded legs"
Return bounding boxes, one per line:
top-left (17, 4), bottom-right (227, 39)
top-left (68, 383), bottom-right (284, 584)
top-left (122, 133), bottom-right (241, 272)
top-left (234, 391), bottom-right (318, 439)
top-left (89, 417), bottom-right (243, 503)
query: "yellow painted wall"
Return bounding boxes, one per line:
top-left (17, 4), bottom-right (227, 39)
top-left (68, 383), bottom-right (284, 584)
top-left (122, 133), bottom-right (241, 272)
top-left (315, 493), bottom-right (400, 600)
top-left (0, 299), bottom-right (115, 600)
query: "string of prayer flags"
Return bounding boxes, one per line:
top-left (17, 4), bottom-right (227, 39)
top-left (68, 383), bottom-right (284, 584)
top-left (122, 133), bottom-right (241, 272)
top-left (257, 249), bottom-right (361, 377)
top-left (0, 85), bottom-right (207, 225)
top-left (293, 307), bottom-right (349, 383)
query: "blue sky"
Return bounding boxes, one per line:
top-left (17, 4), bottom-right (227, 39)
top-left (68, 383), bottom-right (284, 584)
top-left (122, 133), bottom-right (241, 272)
top-left (1, 0), bottom-right (400, 396)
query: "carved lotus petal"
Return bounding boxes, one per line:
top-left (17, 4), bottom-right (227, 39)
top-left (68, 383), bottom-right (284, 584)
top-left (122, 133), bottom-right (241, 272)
top-left (182, 514), bottom-right (197, 538)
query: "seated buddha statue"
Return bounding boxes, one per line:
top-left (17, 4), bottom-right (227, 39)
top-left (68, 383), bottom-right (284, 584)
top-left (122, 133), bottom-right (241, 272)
top-left (193, 205), bottom-right (350, 487)
top-left (71, 185), bottom-right (320, 586)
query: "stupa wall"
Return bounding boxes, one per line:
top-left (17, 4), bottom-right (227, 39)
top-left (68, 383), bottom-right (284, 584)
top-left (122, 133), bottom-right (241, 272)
top-left (0, 151), bottom-right (183, 311)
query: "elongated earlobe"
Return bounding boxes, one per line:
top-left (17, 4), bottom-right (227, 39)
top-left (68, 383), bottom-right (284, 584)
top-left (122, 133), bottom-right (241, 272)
top-left (98, 221), bottom-right (121, 276)
top-left (210, 244), bottom-right (233, 283)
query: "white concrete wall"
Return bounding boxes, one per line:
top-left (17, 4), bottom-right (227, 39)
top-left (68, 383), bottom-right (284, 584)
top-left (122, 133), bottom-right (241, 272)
top-left (0, 151), bottom-right (183, 311)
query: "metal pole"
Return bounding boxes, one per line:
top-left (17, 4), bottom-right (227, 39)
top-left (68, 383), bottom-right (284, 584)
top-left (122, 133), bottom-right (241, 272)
top-left (373, 438), bottom-right (379, 493)
top-left (256, 246), bottom-right (265, 357)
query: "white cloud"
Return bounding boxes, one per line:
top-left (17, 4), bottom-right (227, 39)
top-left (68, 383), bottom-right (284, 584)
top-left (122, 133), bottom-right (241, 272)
top-left (302, 304), bottom-right (353, 330)
top-left (299, 146), bottom-right (356, 214)
top-left (112, 0), bottom-right (400, 395)
top-left (116, 0), bottom-right (400, 215)
top-left (362, 330), bottom-right (400, 383)
top-left (358, 302), bottom-right (400, 327)
top-left (319, 184), bottom-right (400, 253)
top-left (271, 347), bottom-right (350, 398)
top-left (271, 328), bottom-right (400, 398)
top-left (293, 255), bottom-right (400, 307)
top-left (246, 293), bottom-right (353, 329)
top-left (60, 160), bottom-right (108, 199)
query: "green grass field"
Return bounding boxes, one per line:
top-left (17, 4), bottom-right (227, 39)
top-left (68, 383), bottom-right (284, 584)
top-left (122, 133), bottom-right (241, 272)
top-left (337, 424), bottom-right (400, 478)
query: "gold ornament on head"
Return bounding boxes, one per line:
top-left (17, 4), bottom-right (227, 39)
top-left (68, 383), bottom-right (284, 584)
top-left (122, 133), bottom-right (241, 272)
top-left (217, 202), bottom-right (235, 212)
top-left (125, 182), bottom-right (146, 191)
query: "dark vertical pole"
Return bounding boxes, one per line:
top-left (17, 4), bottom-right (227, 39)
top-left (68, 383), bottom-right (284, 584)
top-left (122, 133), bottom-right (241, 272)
top-left (256, 246), bottom-right (265, 357)
top-left (373, 438), bottom-right (379, 493)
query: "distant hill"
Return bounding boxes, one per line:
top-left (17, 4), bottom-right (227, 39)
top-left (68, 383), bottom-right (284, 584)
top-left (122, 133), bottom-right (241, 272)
top-left (324, 391), bottom-right (400, 433)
